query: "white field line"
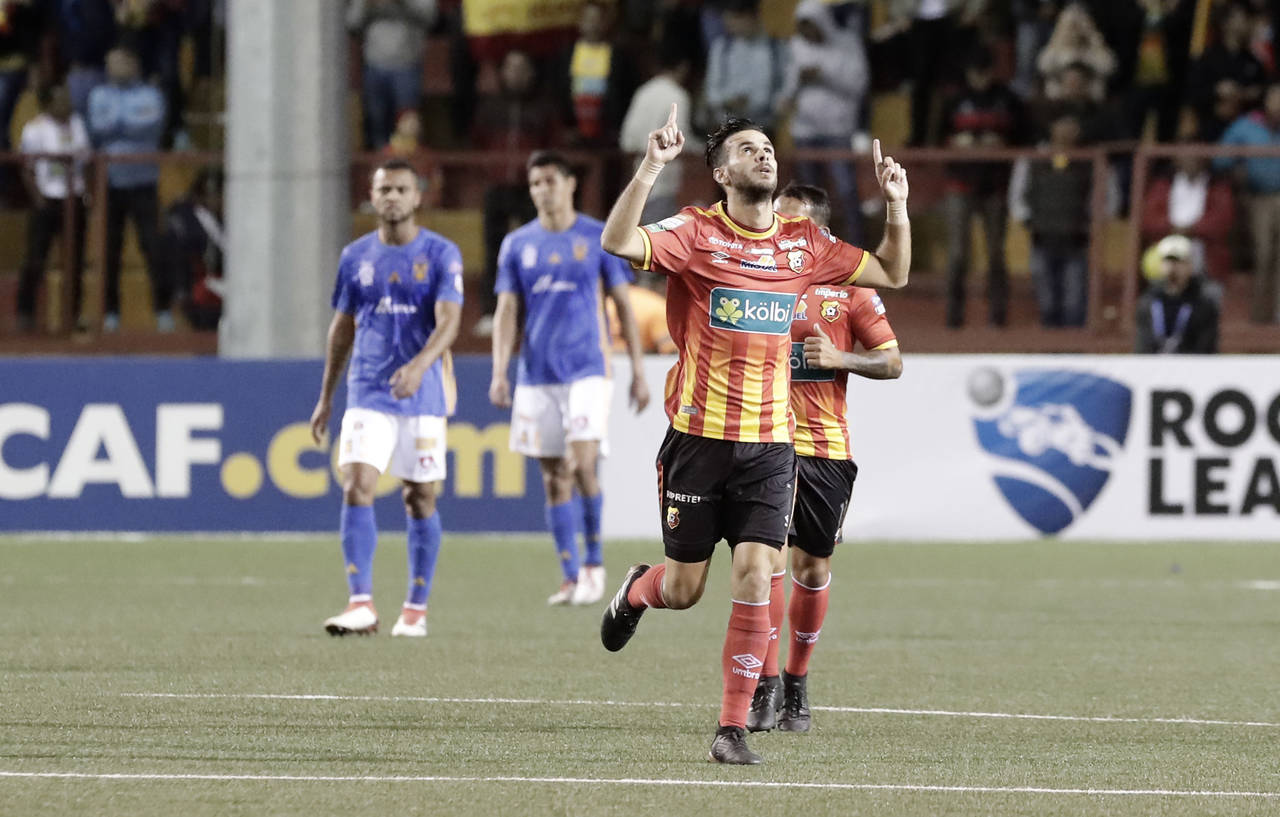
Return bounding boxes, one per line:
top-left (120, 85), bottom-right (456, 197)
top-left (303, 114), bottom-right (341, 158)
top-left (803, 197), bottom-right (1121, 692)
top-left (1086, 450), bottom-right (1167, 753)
top-left (0, 770), bottom-right (1276, 799)
top-left (119, 693), bottom-right (1280, 729)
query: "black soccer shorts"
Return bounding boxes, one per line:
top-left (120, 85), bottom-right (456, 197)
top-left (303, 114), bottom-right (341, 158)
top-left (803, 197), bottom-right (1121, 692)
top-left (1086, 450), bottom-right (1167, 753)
top-left (788, 454), bottom-right (859, 559)
top-left (655, 426), bottom-right (797, 563)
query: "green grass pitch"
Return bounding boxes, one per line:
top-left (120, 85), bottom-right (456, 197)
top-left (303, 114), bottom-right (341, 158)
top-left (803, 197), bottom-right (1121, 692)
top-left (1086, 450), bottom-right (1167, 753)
top-left (3, 534), bottom-right (1280, 816)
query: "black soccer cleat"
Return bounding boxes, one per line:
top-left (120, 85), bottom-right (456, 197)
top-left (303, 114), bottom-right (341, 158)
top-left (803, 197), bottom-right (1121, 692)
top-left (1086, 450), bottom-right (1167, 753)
top-left (746, 674), bottom-right (784, 733)
top-left (777, 671), bottom-right (811, 733)
top-left (708, 725), bottom-right (763, 765)
top-left (600, 563), bottom-right (650, 652)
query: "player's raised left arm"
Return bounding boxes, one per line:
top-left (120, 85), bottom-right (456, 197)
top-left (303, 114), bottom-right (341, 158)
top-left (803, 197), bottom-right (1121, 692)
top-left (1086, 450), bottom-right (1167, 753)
top-left (803, 323), bottom-right (902, 380)
top-left (854, 139), bottom-right (910, 290)
top-left (390, 300), bottom-right (462, 400)
top-left (608, 282), bottom-right (651, 412)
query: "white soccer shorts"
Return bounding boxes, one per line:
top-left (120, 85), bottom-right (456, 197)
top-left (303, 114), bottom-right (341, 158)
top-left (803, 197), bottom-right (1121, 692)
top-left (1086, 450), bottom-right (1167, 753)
top-left (509, 376), bottom-right (613, 458)
top-left (337, 407), bottom-right (447, 483)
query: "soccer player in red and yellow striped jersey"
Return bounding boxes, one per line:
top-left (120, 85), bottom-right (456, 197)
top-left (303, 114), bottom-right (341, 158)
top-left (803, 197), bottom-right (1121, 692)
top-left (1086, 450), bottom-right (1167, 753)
top-left (597, 106), bottom-right (911, 764)
top-left (747, 183), bottom-right (903, 735)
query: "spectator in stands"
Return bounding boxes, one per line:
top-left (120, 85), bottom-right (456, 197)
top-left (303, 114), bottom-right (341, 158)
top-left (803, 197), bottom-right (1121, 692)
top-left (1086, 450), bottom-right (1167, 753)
top-left (1190, 1), bottom-right (1266, 141)
top-left (1037, 3), bottom-right (1116, 102)
top-left (116, 0), bottom-right (189, 147)
top-left (557, 0), bottom-right (633, 146)
top-left (1135, 234), bottom-right (1220, 353)
top-left (1030, 62), bottom-right (1108, 143)
top-left (383, 108), bottom-right (443, 209)
top-left (1217, 82), bottom-right (1280, 324)
top-left (1126, 0), bottom-right (1194, 142)
top-left (1141, 119), bottom-right (1234, 281)
top-left (88, 44), bottom-right (168, 333)
top-left (58, 0), bottom-right (117, 120)
top-left (940, 46), bottom-right (1022, 328)
top-left (620, 42), bottom-right (697, 226)
top-left (780, 0), bottom-right (869, 243)
top-left (1012, 113), bottom-right (1093, 328)
top-left (474, 49), bottom-right (559, 335)
top-left (1012, 1), bottom-right (1061, 97)
top-left (347, 0), bottom-right (437, 150)
top-left (0, 0), bottom-right (41, 162)
top-left (16, 85), bottom-right (90, 334)
top-left (702, 0), bottom-right (786, 133)
top-left (162, 166), bottom-right (224, 331)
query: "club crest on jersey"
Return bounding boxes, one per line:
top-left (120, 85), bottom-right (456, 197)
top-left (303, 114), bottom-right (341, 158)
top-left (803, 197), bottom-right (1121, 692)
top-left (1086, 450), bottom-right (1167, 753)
top-left (358, 260), bottom-right (375, 286)
top-left (549, 252), bottom-right (562, 265)
top-left (666, 505), bottom-right (680, 529)
top-left (788, 250), bottom-right (805, 274)
top-left (573, 240), bottom-right (588, 261)
top-left (413, 256), bottom-right (428, 281)
top-left (970, 368), bottom-right (1132, 535)
top-left (820, 300), bottom-right (841, 322)
top-left (709, 287), bottom-right (795, 334)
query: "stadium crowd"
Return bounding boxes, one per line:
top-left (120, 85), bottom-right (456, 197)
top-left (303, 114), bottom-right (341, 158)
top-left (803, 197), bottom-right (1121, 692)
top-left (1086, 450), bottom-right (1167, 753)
top-left (4, 0), bottom-right (1280, 348)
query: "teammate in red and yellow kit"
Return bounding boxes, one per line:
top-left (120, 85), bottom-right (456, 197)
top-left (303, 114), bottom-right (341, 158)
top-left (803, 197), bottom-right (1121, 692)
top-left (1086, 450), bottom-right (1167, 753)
top-left (746, 183), bottom-right (903, 735)
top-left (597, 106), bottom-right (911, 764)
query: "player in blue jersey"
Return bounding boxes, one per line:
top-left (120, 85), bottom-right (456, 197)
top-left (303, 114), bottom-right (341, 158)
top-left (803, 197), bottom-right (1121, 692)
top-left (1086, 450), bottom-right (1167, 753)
top-left (310, 158), bottom-right (463, 638)
top-left (489, 151), bottom-right (650, 606)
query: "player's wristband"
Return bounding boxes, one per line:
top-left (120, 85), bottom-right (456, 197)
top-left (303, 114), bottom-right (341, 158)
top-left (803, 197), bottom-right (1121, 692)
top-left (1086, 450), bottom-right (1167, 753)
top-left (635, 159), bottom-right (664, 186)
top-left (886, 200), bottom-right (908, 225)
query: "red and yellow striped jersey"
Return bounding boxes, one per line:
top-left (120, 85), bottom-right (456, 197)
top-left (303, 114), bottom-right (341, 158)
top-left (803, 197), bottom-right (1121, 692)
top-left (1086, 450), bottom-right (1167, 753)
top-left (789, 285), bottom-right (898, 459)
top-left (636, 202), bottom-right (867, 442)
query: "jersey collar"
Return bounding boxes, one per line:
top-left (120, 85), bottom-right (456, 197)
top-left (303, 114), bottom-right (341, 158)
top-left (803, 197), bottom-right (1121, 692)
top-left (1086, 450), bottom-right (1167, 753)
top-left (713, 201), bottom-right (778, 240)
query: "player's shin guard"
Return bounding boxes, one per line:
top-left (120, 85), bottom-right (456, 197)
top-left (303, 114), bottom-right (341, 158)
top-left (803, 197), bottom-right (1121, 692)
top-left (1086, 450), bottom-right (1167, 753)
top-left (785, 576), bottom-right (831, 677)
top-left (340, 504), bottom-right (378, 598)
top-left (406, 512), bottom-right (442, 606)
top-left (546, 501), bottom-right (581, 582)
top-left (719, 600), bottom-right (772, 728)
top-left (625, 563), bottom-right (668, 609)
top-left (762, 571), bottom-right (786, 677)
top-left (580, 492), bottom-right (604, 566)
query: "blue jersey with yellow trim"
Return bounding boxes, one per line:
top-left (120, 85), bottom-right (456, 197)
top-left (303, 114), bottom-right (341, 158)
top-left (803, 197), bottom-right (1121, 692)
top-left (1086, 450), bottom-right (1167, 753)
top-left (332, 228), bottom-right (464, 416)
top-left (496, 214), bottom-right (633, 385)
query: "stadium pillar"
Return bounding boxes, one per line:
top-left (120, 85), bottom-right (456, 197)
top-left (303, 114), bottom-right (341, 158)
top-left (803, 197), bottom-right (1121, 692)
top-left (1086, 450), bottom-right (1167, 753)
top-left (220, 0), bottom-right (350, 358)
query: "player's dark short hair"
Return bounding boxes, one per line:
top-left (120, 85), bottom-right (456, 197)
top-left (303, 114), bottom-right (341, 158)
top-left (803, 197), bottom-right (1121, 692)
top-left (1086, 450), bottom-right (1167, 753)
top-left (777, 182), bottom-right (831, 229)
top-left (705, 116), bottom-right (764, 169)
top-left (526, 150), bottom-right (575, 178)
top-left (373, 157), bottom-right (418, 179)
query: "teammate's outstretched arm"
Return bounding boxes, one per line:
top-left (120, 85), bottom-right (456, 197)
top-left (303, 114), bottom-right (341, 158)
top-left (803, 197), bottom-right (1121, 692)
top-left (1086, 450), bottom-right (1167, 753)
top-left (488, 291), bottom-right (520, 408)
top-left (853, 139), bottom-right (911, 290)
top-left (601, 102), bottom-right (685, 266)
top-left (310, 311), bottom-right (356, 443)
top-left (608, 282), bottom-right (651, 412)
top-left (390, 300), bottom-right (462, 399)
top-left (803, 322), bottom-right (903, 380)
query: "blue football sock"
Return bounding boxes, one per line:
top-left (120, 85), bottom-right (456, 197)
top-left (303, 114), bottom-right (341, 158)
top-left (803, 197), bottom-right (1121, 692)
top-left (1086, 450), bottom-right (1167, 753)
top-left (581, 492), bottom-right (604, 566)
top-left (546, 501), bottom-right (581, 582)
top-left (406, 512), bottom-right (442, 607)
top-left (340, 504), bottom-right (377, 598)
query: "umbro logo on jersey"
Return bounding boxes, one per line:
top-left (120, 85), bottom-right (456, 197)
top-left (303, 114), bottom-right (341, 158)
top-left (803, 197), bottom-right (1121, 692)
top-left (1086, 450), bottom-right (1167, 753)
top-left (710, 251), bottom-right (731, 263)
top-left (708, 287), bottom-right (795, 335)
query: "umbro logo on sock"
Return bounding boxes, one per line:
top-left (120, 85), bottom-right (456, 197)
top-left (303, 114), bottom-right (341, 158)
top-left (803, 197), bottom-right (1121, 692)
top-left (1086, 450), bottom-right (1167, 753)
top-left (795, 630), bottom-right (821, 644)
top-left (731, 653), bottom-right (763, 679)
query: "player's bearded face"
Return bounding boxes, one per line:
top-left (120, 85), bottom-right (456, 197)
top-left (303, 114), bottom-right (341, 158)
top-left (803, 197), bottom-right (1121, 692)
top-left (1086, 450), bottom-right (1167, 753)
top-left (719, 132), bottom-right (777, 202)
top-left (371, 169), bottom-right (421, 224)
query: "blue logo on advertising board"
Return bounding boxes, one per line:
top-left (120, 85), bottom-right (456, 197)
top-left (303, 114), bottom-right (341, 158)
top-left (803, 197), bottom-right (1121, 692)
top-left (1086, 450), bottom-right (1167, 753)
top-left (969, 368), bottom-right (1132, 535)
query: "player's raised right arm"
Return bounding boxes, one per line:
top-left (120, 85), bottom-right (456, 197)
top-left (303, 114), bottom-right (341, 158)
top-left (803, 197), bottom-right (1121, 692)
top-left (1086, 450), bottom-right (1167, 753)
top-left (311, 311), bottom-right (355, 443)
top-left (601, 103), bottom-right (685, 265)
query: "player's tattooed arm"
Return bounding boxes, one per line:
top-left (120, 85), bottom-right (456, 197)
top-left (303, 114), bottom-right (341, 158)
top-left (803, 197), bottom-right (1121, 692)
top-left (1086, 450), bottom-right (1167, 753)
top-left (311, 311), bottom-right (356, 443)
top-left (608, 282), bottom-right (651, 412)
top-left (488, 291), bottom-right (521, 408)
top-left (803, 323), bottom-right (902, 380)
top-left (855, 139), bottom-right (911, 290)
top-left (390, 300), bottom-right (462, 400)
top-left (601, 103), bottom-right (685, 265)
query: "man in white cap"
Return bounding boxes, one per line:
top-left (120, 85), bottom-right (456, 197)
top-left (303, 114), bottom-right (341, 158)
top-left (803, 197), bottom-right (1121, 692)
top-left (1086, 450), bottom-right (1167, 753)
top-left (1135, 234), bottom-right (1220, 354)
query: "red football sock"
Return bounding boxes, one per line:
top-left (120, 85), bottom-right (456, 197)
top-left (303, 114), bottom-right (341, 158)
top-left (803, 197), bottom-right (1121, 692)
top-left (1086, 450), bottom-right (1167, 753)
top-left (762, 571), bottom-right (786, 677)
top-left (785, 576), bottom-right (830, 677)
top-left (626, 564), bottom-right (668, 609)
top-left (719, 600), bottom-right (772, 728)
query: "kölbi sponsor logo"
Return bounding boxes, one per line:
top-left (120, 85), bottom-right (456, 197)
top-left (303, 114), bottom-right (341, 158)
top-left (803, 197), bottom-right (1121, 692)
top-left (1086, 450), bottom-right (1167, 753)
top-left (969, 368), bottom-right (1131, 535)
top-left (708, 287), bottom-right (795, 334)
